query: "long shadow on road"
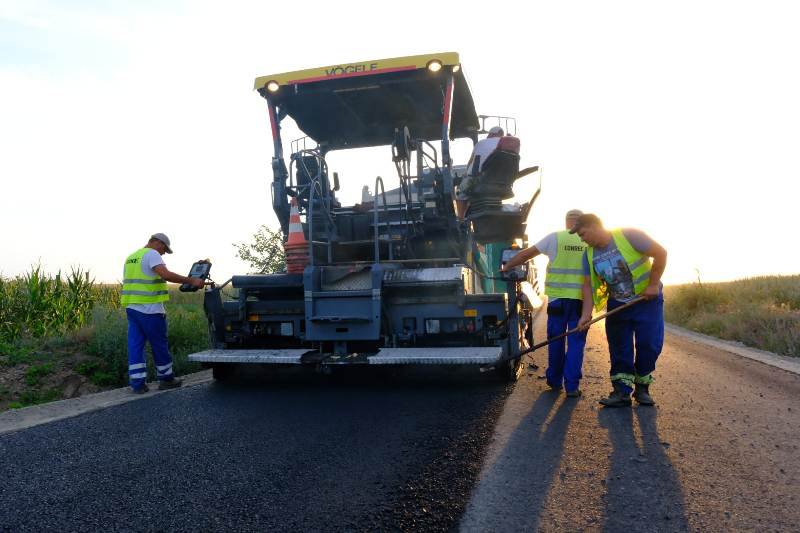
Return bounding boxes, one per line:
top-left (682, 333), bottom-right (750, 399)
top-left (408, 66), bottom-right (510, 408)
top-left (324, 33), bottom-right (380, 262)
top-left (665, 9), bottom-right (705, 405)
top-left (599, 406), bottom-right (690, 532)
top-left (461, 390), bottom-right (578, 531)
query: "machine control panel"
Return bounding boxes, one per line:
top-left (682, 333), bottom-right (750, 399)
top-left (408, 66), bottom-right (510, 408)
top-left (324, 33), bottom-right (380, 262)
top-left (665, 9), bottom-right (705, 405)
top-left (180, 259), bottom-right (212, 292)
top-left (500, 248), bottom-right (528, 281)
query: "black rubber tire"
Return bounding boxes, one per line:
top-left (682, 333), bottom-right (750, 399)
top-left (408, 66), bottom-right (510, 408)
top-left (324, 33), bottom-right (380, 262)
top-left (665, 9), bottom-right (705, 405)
top-left (496, 356), bottom-right (524, 383)
top-left (212, 363), bottom-right (235, 382)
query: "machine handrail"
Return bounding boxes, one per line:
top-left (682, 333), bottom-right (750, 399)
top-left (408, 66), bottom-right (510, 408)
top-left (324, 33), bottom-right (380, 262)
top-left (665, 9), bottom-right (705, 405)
top-left (373, 176), bottom-right (390, 263)
top-left (478, 114), bottom-right (517, 136)
top-left (290, 135), bottom-right (315, 155)
top-left (417, 140), bottom-right (439, 173)
top-left (308, 178), bottom-right (336, 266)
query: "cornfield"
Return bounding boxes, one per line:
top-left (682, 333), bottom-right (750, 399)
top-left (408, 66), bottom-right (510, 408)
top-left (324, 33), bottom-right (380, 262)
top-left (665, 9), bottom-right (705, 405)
top-left (0, 266), bottom-right (120, 342)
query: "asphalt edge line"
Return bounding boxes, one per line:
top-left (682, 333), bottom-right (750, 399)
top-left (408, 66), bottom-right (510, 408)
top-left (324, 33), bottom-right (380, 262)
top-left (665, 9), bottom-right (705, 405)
top-left (665, 323), bottom-right (800, 376)
top-left (0, 370), bottom-right (214, 437)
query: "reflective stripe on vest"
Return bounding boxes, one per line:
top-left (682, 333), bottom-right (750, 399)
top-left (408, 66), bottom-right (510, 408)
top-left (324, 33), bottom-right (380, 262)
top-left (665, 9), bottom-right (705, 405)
top-left (587, 229), bottom-right (652, 310)
top-left (120, 248), bottom-right (168, 305)
top-left (545, 231), bottom-right (587, 300)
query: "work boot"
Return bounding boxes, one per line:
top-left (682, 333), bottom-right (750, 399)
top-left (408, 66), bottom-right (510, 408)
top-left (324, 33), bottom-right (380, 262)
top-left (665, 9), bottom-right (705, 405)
top-left (131, 384), bottom-right (149, 395)
top-left (599, 383), bottom-right (632, 407)
top-left (158, 378), bottom-right (183, 390)
top-left (633, 383), bottom-right (655, 406)
top-left (546, 380), bottom-right (562, 393)
top-left (565, 389), bottom-right (582, 398)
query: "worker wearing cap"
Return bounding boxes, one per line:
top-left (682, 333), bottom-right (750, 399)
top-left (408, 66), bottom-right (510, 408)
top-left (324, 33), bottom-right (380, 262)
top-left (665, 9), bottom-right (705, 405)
top-left (455, 126), bottom-right (505, 220)
top-left (573, 215), bottom-right (667, 407)
top-left (121, 233), bottom-right (204, 394)
top-left (502, 209), bottom-right (588, 397)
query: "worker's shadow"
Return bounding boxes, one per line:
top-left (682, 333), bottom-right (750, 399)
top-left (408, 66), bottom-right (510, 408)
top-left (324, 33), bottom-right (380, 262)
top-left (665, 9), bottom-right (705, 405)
top-left (598, 406), bottom-right (690, 532)
top-left (461, 389), bottom-right (578, 532)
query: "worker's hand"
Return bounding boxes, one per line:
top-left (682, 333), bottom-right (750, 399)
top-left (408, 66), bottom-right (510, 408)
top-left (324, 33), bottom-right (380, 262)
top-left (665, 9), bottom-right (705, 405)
top-left (577, 313), bottom-right (593, 331)
top-left (640, 284), bottom-right (660, 300)
top-left (500, 260), bottom-right (518, 272)
top-left (188, 277), bottom-right (205, 289)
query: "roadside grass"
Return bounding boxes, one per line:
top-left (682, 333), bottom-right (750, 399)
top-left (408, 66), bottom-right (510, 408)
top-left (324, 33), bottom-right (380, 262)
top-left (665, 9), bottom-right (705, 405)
top-left (86, 301), bottom-right (207, 387)
top-left (1, 268), bottom-right (209, 411)
top-left (664, 274), bottom-right (800, 357)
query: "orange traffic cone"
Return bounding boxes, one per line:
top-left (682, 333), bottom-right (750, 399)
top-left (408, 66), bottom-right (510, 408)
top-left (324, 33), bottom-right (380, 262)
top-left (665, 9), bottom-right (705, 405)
top-left (284, 198), bottom-right (309, 274)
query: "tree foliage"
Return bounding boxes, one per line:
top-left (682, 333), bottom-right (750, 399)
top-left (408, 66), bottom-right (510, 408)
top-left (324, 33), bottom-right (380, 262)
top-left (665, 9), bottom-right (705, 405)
top-left (233, 225), bottom-right (286, 274)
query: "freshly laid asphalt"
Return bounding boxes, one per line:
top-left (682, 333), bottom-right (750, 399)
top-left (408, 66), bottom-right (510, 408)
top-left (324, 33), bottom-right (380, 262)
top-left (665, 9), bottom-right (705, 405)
top-left (2, 316), bottom-right (799, 532)
top-left (0, 370), bottom-right (511, 532)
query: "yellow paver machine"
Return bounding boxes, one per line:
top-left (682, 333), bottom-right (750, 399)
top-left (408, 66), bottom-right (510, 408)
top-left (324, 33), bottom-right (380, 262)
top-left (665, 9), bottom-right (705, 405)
top-left (189, 52), bottom-right (544, 381)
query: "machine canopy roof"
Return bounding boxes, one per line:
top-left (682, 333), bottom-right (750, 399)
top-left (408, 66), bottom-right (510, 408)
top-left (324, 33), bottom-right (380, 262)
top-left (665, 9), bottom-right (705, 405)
top-left (254, 53), bottom-right (480, 151)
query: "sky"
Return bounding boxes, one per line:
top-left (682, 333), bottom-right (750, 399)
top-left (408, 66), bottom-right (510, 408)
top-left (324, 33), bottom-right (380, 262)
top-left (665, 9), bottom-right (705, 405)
top-left (1, 0), bottom-right (799, 285)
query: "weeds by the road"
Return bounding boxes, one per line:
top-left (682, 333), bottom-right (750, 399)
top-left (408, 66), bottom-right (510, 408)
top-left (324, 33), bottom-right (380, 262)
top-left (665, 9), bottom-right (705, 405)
top-left (1, 267), bottom-right (208, 411)
top-left (665, 274), bottom-right (800, 357)
top-left (86, 303), bottom-right (207, 386)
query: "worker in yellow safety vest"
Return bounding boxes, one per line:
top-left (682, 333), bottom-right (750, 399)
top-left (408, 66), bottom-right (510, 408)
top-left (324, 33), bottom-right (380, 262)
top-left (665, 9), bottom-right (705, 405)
top-left (121, 233), bottom-right (204, 394)
top-left (573, 214), bottom-right (668, 407)
top-left (502, 209), bottom-right (588, 397)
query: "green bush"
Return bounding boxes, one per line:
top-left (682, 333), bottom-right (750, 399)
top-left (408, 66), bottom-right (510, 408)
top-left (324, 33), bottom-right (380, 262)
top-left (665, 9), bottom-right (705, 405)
top-left (86, 303), bottom-right (207, 386)
top-left (86, 307), bottom-right (129, 386)
top-left (0, 340), bottom-right (34, 366)
top-left (89, 371), bottom-right (118, 387)
top-left (25, 363), bottom-right (54, 386)
top-left (17, 388), bottom-right (61, 407)
top-left (76, 360), bottom-right (104, 376)
top-left (164, 305), bottom-right (207, 377)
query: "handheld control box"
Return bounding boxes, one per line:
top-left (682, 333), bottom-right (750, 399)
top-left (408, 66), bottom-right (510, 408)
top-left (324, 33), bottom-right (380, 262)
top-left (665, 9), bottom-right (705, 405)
top-left (500, 248), bottom-right (528, 281)
top-left (179, 259), bottom-right (212, 292)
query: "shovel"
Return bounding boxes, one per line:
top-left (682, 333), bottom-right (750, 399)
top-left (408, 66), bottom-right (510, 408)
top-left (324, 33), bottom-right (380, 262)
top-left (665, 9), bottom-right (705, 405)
top-left (485, 296), bottom-right (646, 369)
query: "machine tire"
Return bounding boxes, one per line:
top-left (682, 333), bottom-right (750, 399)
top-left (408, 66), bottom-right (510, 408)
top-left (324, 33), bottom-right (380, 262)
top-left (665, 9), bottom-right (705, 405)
top-left (496, 355), bottom-right (524, 383)
top-left (212, 363), bottom-right (236, 382)
top-left (496, 300), bottom-right (529, 382)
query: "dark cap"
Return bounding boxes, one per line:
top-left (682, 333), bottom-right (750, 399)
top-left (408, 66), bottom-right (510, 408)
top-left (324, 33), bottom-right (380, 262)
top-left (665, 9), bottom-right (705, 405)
top-left (569, 213), bottom-right (603, 234)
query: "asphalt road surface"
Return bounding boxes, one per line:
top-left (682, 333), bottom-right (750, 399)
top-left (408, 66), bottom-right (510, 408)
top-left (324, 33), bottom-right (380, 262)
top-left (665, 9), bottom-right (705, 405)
top-left (1, 318), bottom-right (798, 532)
top-left (461, 320), bottom-right (800, 532)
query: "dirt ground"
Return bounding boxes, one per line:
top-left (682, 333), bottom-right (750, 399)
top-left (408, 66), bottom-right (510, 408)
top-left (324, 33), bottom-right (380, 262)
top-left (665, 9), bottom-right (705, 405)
top-left (0, 350), bottom-right (108, 411)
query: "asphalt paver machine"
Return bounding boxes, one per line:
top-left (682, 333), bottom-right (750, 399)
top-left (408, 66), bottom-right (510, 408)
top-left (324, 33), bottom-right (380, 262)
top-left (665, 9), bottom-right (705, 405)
top-left (189, 52), bottom-right (543, 381)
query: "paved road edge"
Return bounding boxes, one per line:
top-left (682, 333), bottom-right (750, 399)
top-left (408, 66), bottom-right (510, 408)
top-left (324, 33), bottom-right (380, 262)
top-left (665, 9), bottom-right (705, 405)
top-left (0, 370), bottom-right (214, 436)
top-left (666, 323), bottom-right (800, 376)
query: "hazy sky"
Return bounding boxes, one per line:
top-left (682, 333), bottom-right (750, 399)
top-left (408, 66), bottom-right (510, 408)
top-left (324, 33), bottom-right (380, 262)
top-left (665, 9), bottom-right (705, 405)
top-left (2, 0), bottom-right (798, 285)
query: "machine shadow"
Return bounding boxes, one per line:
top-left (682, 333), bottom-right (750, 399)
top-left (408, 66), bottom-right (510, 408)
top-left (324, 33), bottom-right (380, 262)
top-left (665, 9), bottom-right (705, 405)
top-left (207, 362), bottom-right (516, 389)
top-left (460, 390), bottom-right (578, 531)
top-left (598, 406), bottom-right (690, 532)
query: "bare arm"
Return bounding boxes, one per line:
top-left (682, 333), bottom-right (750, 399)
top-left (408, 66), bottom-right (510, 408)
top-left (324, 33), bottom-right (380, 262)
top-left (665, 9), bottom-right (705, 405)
top-left (153, 264), bottom-right (204, 288)
top-left (577, 276), bottom-right (594, 329)
top-left (641, 241), bottom-right (667, 299)
top-left (501, 246), bottom-right (541, 271)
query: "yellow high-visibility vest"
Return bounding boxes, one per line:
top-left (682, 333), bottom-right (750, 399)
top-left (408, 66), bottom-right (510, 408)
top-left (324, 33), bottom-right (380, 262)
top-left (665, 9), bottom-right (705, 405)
top-left (120, 248), bottom-right (168, 305)
top-left (544, 231), bottom-right (586, 300)
top-left (587, 229), bottom-right (652, 310)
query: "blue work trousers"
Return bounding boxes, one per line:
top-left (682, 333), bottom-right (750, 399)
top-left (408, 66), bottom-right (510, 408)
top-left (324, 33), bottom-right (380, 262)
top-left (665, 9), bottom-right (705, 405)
top-left (545, 298), bottom-right (587, 392)
top-left (126, 308), bottom-right (175, 389)
top-left (605, 297), bottom-right (664, 394)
